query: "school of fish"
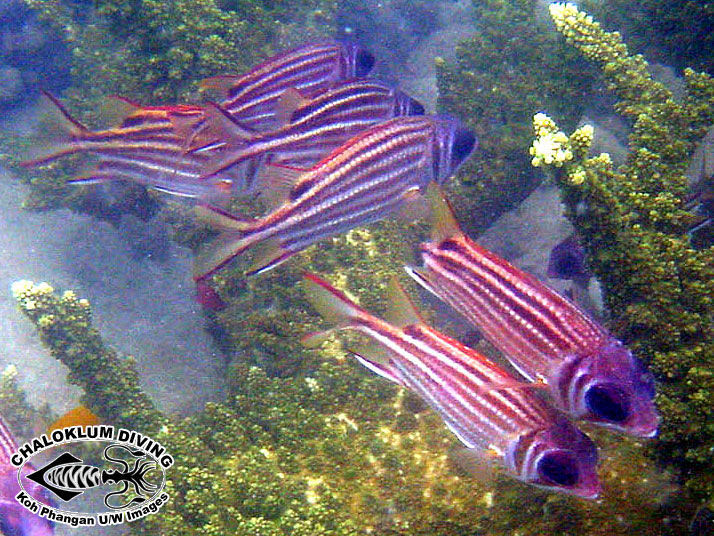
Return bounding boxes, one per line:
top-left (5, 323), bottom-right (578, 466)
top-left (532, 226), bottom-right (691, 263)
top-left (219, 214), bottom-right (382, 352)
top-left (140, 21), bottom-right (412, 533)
top-left (12, 39), bottom-right (660, 529)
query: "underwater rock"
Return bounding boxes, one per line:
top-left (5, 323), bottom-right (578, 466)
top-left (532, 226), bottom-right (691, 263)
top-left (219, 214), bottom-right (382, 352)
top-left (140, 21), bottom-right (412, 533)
top-left (400, 22), bottom-right (477, 111)
top-left (0, 163), bottom-right (224, 417)
top-left (0, 65), bottom-right (22, 104)
top-left (578, 114), bottom-right (629, 165)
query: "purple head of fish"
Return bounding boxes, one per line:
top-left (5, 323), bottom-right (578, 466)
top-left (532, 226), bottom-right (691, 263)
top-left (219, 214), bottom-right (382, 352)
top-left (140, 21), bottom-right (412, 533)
top-left (509, 416), bottom-right (600, 499)
top-left (392, 89), bottom-right (425, 117)
top-left (338, 40), bottom-right (375, 78)
top-left (431, 116), bottom-right (477, 184)
top-left (1, 466), bottom-right (55, 536)
top-left (556, 337), bottom-right (659, 438)
top-left (547, 234), bottom-right (590, 281)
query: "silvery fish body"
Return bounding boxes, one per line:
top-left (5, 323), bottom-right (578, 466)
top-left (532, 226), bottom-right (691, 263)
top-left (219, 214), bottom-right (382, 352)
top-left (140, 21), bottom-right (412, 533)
top-left (407, 190), bottom-right (659, 437)
top-left (301, 273), bottom-right (601, 499)
top-left (0, 416), bottom-right (55, 536)
top-left (209, 41), bottom-right (375, 132)
top-left (193, 115), bottom-right (476, 279)
top-left (200, 78), bottom-right (425, 177)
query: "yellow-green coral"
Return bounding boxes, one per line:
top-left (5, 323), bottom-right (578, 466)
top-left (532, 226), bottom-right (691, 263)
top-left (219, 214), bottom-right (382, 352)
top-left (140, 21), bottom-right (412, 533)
top-left (13, 279), bottom-right (166, 434)
top-left (539, 3), bottom-right (714, 514)
top-left (435, 0), bottom-right (596, 235)
top-left (529, 113), bottom-right (573, 167)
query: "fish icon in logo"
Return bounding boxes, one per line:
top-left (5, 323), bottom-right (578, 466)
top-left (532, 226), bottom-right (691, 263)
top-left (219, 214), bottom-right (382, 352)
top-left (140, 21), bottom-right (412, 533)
top-left (26, 445), bottom-right (159, 510)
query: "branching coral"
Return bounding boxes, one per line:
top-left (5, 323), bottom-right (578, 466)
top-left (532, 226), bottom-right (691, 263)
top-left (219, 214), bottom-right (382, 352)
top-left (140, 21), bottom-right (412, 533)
top-left (12, 280), bottom-right (166, 434)
top-left (536, 1), bottom-right (714, 511)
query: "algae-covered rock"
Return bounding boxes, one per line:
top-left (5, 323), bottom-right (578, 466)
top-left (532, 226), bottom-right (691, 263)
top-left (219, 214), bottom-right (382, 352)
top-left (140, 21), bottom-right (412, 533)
top-left (435, 0), bottom-right (594, 235)
top-left (12, 279), bottom-right (682, 535)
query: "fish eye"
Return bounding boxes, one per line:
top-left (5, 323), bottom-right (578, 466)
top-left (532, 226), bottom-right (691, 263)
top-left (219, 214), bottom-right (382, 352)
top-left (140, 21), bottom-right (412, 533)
top-left (585, 384), bottom-right (630, 423)
top-left (355, 49), bottom-right (375, 77)
top-left (555, 253), bottom-right (581, 278)
top-left (409, 97), bottom-right (425, 116)
top-left (538, 450), bottom-right (579, 487)
top-left (450, 127), bottom-right (476, 169)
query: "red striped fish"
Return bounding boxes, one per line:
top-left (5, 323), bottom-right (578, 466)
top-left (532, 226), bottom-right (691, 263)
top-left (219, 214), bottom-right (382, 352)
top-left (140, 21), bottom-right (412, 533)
top-left (204, 40), bottom-right (375, 132)
top-left (197, 78), bottom-right (425, 178)
top-left (0, 416), bottom-right (55, 536)
top-left (192, 115), bottom-right (476, 280)
top-left (301, 273), bottom-right (601, 499)
top-left (19, 93), bottom-right (249, 200)
top-left (406, 186), bottom-right (659, 437)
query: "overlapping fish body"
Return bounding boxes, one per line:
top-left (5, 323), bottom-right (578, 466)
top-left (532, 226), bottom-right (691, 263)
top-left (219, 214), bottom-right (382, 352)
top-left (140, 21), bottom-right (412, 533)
top-left (199, 78), bottom-right (425, 177)
top-left (20, 94), bottom-right (248, 200)
top-left (86, 147), bottom-right (251, 200)
top-left (301, 273), bottom-right (601, 499)
top-left (205, 40), bottom-right (375, 132)
top-left (406, 188), bottom-right (659, 438)
top-left (193, 115), bottom-right (476, 279)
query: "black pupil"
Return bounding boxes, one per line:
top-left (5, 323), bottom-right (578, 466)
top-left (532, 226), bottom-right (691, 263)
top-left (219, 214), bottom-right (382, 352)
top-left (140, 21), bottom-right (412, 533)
top-left (585, 384), bottom-right (629, 422)
top-left (539, 451), bottom-right (579, 487)
top-left (556, 254), bottom-right (580, 277)
top-left (410, 98), bottom-right (425, 116)
top-left (450, 128), bottom-right (476, 168)
top-left (355, 49), bottom-right (375, 77)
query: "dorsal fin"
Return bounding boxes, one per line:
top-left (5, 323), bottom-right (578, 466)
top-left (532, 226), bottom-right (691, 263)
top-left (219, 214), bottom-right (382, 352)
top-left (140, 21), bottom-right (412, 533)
top-left (0, 415), bottom-right (17, 464)
top-left (385, 276), bottom-right (423, 327)
top-left (258, 163), bottom-right (310, 210)
top-left (100, 95), bottom-right (141, 127)
top-left (204, 102), bottom-right (254, 141)
top-left (426, 182), bottom-right (463, 243)
top-left (275, 88), bottom-right (310, 126)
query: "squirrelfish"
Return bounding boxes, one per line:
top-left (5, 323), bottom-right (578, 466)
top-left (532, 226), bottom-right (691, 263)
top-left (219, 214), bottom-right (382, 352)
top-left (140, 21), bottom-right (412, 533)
top-left (301, 273), bottom-right (601, 499)
top-left (198, 78), bottom-right (425, 178)
top-left (193, 115), bottom-right (476, 279)
top-left (20, 93), bottom-right (246, 200)
top-left (204, 40), bottom-right (375, 132)
top-left (406, 186), bottom-right (659, 437)
top-left (0, 416), bottom-right (55, 536)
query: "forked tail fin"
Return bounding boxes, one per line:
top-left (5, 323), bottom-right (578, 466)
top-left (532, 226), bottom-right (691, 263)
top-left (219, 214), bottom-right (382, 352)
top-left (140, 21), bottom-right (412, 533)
top-left (301, 273), bottom-right (369, 334)
top-left (20, 91), bottom-right (90, 167)
top-left (192, 205), bottom-right (255, 281)
top-left (301, 273), bottom-right (406, 386)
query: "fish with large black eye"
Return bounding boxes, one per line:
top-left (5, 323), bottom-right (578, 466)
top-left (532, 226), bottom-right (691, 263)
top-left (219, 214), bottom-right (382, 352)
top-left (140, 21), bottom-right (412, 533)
top-left (406, 187), bottom-right (659, 438)
top-left (301, 274), bottom-right (601, 499)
